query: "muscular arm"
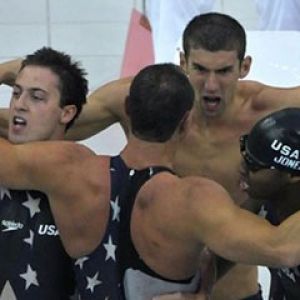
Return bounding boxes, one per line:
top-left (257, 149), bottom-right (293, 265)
top-left (0, 58), bottom-right (22, 86)
top-left (66, 76), bottom-right (132, 141)
top-left (0, 138), bottom-right (109, 257)
top-left (242, 80), bottom-right (300, 112)
top-left (186, 177), bottom-right (300, 268)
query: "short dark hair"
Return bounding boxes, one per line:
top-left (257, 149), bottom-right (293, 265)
top-left (20, 47), bottom-right (88, 130)
top-left (183, 12), bottom-right (246, 62)
top-left (127, 63), bottom-right (194, 142)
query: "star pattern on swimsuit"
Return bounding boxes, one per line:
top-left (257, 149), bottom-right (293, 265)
top-left (0, 189), bottom-right (73, 298)
top-left (20, 264), bottom-right (39, 290)
top-left (0, 187), bottom-right (11, 201)
top-left (86, 272), bottom-right (102, 293)
top-left (75, 256), bottom-right (89, 270)
top-left (110, 196), bottom-right (120, 222)
top-left (22, 192), bottom-right (41, 218)
top-left (0, 282), bottom-right (17, 300)
top-left (23, 229), bottom-right (34, 248)
top-left (103, 235), bottom-right (117, 261)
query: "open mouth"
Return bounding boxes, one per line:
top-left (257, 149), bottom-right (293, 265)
top-left (202, 96), bottom-right (221, 112)
top-left (239, 169), bottom-right (250, 192)
top-left (239, 178), bottom-right (249, 191)
top-left (12, 116), bottom-right (27, 127)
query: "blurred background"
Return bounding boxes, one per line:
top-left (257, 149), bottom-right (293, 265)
top-left (0, 0), bottom-right (260, 89)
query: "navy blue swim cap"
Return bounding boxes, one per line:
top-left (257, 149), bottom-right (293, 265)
top-left (243, 108), bottom-right (300, 175)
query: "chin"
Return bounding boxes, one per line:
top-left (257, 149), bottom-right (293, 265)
top-left (201, 105), bottom-right (223, 118)
top-left (9, 137), bottom-right (25, 145)
top-left (203, 109), bottom-right (221, 118)
top-left (8, 134), bottom-right (29, 145)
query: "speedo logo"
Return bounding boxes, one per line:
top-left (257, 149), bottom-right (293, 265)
top-left (2, 220), bottom-right (24, 232)
top-left (38, 225), bottom-right (59, 236)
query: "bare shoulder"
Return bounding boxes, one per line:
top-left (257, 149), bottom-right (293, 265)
top-left (28, 141), bottom-right (96, 166)
top-left (238, 79), bottom-right (300, 111)
top-left (149, 174), bottom-right (232, 205)
top-left (48, 142), bottom-right (110, 191)
top-left (182, 176), bottom-right (231, 201)
top-left (237, 80), bottom-right (265, 102)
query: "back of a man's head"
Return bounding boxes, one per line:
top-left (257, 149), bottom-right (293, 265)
top-left (183, 12), bottom-right (246, 62)
top-left (127, 63), bottom-right (194, 143)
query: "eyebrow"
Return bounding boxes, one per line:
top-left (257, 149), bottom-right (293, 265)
top-left (13, 83), bottom-right (48, 94)
top-left (192, 62), bottom-right (234, 72)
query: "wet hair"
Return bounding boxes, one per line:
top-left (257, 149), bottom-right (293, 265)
top-left (183, 12), bottom-right (246, 62)
top-left (126, 63), bottom-right (194, 142)
top-left (20, 47), bottom-right (88, 130)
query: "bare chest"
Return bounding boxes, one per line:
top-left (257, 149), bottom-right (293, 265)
top-left (174, 126), bottom-right (248, 202)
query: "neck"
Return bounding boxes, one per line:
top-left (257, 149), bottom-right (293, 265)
top-left (50, 128), bottom-right (66, 141)
top-left (120, 134), bottom-right (176, 170)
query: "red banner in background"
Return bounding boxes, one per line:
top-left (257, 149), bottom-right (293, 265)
top-left (120, 8), bottom-right (154, 78)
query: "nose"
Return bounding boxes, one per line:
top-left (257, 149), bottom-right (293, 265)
top-left (11, 93), bottom-right (28, 111)
top-left (204, 72), bottom-right (219, 93)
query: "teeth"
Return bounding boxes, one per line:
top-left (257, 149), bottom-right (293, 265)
top-left (203, 96), bottom-right (220, 103)
top-left (240, 180), bottom-right (249, 191)
top-left (13, 116), bottom-right (26, 125)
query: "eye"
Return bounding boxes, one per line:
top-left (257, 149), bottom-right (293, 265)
top-left (33, 95), bottom-right (43, 101)
top-left (12, 87), bottom-right (21, 98)
top-left (31, 91), bottom-right (45, 101)
top-left (217, 67), bottom-right (232, 75)
top-left (193, 64), bottom-right (207, 74)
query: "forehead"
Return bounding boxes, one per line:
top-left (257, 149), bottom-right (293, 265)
top-left (187, 48), bottom-right (239, 69)
top-left (16, 65), bottom-right (60, 92)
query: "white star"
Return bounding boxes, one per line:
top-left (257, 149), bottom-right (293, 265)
top-left (0, 281), bottom-right (17, 300)
top-left (110, 167), bottom-right (116, 172)
top-left (22, 192), bottom-right (41, 218)
top-left (20, 265), bottom-right (39, 290)
top-left (279, 267), bottom-right (296, 282)
top-left (258, 205), bottom-right (267, 218)
top-left (23, 230), bottom-right (34, 247)
top-left (0, 187), bottom-right (11, 200)
top-left (75, 256), bottom-right (89, 270)
top-left (103, 235), bottom-right (116, 261)
top-left (129, 169), bottom-right (135, 176)
top-left (110, 196), bottom-right (120, 222)
top-left (86, 272), bottom-right (102, 293)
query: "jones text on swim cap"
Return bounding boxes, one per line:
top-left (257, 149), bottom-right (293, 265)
top-left (271, 139), bottom-right (300, 171)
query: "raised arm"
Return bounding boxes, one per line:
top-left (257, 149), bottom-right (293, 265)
top-left (242, 80), bottom-right (300, 112)
top-left (0, 58), bottom-right (23, 138)
top-left (0, 58), bottom-right (22, 86)
top-left (66, 76), bottom-right (132, 141)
